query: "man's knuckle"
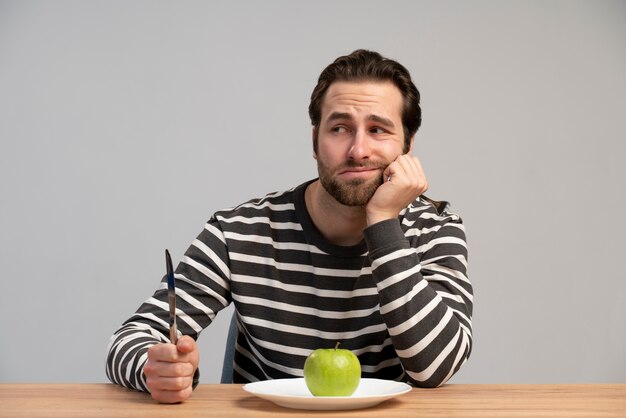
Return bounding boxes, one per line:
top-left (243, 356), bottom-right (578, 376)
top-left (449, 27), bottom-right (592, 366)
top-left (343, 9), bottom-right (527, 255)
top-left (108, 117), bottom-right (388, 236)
top-left (172, 377), bottom-right (186, 390)
top-left (145, 376), bottom-right (156, 389)
top-left (173, 363), bottom-right (184, 376)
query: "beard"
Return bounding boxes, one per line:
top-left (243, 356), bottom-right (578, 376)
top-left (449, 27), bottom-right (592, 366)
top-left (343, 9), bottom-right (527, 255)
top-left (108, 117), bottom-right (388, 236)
top-left (317, 158), bottom-right (387, 206)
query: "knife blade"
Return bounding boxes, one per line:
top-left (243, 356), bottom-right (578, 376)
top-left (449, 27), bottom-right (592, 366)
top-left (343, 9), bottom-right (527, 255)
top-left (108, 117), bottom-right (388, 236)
top-left (165, 249), bottom-right (178, 344)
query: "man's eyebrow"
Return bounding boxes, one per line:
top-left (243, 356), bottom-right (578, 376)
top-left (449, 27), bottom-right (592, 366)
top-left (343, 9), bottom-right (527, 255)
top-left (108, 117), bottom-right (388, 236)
top-left (368, 114), bottom-right (395, 128)
top-left (326, 112), bottom-right (395, 128)
top-left (326, 112), bottom-right (353, 122)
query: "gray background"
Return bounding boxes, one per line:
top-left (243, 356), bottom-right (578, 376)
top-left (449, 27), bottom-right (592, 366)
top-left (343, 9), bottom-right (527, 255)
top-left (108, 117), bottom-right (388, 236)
top-left (1, 0), bottom-right (624, 384)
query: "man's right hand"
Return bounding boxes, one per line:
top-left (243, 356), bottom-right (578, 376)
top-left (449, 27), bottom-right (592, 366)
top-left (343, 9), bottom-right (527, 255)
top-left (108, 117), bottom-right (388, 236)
top-left (144, 335), bottom-right (199, 403)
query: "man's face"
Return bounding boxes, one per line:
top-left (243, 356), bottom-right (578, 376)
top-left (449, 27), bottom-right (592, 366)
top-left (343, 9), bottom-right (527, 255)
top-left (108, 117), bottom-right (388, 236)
top-left (314, 80), bottom-right (410, 206)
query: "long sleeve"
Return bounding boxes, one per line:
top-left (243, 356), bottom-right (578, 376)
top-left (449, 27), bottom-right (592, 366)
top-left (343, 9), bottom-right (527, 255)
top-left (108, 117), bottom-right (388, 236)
top-left (105, 219), bottom-right (232, 392)
top-left (363, 205), bottom-right (472, 387)
top-left (106, 183), bottom-right (473, 388)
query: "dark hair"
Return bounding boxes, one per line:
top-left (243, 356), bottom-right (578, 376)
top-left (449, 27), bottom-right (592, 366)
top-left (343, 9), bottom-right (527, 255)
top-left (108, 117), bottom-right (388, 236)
top-left (309, 49), bottom-right (421, 153)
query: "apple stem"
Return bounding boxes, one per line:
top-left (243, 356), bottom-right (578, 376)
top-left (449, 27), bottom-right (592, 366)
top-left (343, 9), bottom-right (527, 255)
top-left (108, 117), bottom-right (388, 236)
top-left (334, 342), bottom-right (340, 350)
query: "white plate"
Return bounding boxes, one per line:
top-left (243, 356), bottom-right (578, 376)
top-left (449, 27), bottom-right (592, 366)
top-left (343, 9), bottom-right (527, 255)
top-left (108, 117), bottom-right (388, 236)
top-left (243, 378), bottom-right (412, 410)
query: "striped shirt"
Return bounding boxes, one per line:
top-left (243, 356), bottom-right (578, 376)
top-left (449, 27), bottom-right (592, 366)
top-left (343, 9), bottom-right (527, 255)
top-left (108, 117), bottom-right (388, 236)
top-left (106, 179), bottom-right (472, 390)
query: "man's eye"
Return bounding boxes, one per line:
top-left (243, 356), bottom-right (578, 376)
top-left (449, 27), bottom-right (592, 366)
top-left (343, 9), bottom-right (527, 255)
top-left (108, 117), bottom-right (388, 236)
top-left (370, 127), bottom-right (386, 134)
top-left (332, 126), bottom-right (348, 133)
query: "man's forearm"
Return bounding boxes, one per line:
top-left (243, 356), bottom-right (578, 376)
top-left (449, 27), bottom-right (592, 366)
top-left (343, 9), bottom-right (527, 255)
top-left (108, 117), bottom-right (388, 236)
top-left (364, 216), bottom-right (473, 387)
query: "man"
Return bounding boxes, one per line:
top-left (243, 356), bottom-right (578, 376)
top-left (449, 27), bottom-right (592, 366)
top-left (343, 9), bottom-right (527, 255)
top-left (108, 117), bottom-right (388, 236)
top-left (106, 49), bottom-right (473, 403)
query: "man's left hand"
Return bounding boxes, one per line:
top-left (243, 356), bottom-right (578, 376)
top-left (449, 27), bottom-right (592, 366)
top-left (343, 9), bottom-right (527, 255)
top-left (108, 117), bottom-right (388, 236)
top-left (366, 154), bottom-right (428, 225)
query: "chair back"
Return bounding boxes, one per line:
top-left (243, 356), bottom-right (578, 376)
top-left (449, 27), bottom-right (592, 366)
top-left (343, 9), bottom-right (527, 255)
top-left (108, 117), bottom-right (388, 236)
top-left (220, 312), bottom-right (238, 383)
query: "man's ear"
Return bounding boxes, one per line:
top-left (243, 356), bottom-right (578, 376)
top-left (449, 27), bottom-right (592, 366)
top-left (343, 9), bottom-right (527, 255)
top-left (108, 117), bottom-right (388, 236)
top-left (407, 136), bottom-right (415, 154)
top-left (312, 127), bottom-right (318, 160)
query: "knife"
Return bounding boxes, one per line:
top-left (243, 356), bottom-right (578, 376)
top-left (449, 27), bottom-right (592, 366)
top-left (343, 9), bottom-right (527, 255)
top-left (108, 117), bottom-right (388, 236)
top-left (165, 249), bottom-right (178, 344)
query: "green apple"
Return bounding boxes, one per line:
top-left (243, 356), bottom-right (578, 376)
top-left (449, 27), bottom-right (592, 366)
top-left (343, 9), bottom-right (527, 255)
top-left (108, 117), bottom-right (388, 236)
top-left (303, 342), bottom-right (361, 396)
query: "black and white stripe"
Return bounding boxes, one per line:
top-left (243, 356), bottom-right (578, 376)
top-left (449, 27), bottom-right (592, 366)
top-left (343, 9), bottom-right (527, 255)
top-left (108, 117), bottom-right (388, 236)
top-left (106, 179), bottom-right (472, 389)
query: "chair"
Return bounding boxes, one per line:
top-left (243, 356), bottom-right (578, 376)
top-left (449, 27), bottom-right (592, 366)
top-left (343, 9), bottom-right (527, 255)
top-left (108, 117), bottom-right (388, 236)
top-left (220, 312), bottom-right (238, 383)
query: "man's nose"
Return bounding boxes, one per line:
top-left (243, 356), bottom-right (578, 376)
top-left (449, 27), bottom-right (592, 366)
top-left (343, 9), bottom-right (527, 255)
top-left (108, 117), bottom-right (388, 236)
top-left (348, 129), bottom-right (371, 160)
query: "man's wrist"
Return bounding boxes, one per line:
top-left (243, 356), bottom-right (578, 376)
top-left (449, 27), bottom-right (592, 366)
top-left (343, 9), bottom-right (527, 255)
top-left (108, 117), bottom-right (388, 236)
top-left (366, 210), bottom-right (397, 226)
top-left (363, 218), bottom-right (407, 255)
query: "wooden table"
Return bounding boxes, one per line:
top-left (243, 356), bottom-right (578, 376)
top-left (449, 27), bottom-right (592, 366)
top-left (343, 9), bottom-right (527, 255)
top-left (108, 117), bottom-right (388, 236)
top-left (0, 383), bottom-right (624, 417)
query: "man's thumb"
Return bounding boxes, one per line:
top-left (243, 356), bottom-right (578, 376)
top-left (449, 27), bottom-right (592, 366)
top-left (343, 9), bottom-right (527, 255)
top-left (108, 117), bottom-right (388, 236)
top-left (176, 335), bottom-right (196, 353)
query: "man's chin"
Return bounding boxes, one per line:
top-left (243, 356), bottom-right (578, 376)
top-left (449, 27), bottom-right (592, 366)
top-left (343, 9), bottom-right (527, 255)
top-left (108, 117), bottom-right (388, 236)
top-left (324, 177), bottom-right (382, 207)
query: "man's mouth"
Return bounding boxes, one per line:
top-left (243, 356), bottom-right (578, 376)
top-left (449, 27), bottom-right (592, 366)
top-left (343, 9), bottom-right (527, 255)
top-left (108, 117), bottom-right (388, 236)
top-left (336, 165), bottom-right (384, 181)
top-left (337, 162), bottom-right (386, 176)
top-left (339, 167), bottom-right (379, 174)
